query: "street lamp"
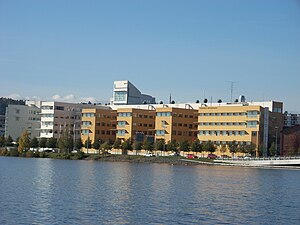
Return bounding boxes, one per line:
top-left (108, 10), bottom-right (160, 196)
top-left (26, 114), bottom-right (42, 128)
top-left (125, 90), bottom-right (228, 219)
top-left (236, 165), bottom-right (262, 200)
top-left (275, 126), bottom-right (278, 157)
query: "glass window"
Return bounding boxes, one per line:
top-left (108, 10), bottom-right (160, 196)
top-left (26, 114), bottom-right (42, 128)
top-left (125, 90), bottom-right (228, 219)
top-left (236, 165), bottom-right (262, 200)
top-left (156, 130), bottom-right (165, 136)
top-left (118, 121), bottom-right (126, 127)
top-left (114, 91), bottom-right (127, 101)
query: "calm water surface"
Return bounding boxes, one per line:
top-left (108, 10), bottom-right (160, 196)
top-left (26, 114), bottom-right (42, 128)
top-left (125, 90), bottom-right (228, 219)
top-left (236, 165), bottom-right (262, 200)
top-left (0, 157), bottom-right (300, 225)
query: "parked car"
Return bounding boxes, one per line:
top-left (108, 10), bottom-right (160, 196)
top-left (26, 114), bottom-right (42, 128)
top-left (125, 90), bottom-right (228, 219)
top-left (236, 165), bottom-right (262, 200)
top-left (145, 153), bottom-right (156, 157)
top-left (219, 155), bottom-right (231, 159)
top-left (186, 154), bottom-right (198, 159)
top-left (169, 152), bottom-right (180, 156)
top-left (207, 154), bottom-right (217, 159)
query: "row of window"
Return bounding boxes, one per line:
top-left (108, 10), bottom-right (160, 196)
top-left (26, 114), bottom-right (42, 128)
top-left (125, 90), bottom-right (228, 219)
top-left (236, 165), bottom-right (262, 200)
top-left (198, 122), bottom-right (258, 126)
top-left (156, 112), bottom-right (196, 118)
top-left (199, 141), bottom-right (252, 146)
top-left (199, 130), bottom-right (246, 136)
top-left (156, 130), bottom-right (196, 137)
top-left (199, 111), bottom-right (259, 117)
top-left (198, 130), bottom-right (258, 136)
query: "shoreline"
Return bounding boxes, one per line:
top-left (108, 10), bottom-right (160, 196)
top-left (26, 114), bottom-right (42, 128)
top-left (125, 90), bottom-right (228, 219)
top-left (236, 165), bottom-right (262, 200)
top-left (1, 149), bottom-right (300, 169)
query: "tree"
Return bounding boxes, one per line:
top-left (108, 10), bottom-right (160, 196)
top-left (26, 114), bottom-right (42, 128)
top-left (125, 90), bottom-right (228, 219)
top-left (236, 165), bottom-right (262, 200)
top-left (101, 142), bottom-right (111, 154)
top-left (39, 137), bottom-right (47, 148)
top-left (269, 142), bottom-right (276, 157)
top-left (113, 138), bottom-right (121, 149)
top-left (58, 129), bottom-right (73, 153)
top-left (191, 139), bottom-right (202, 156)
top-left (133, 141), bottom-right (142, 155)
top-left (121, 139), bottom-right (132, 152)
top-left (155, 139), bottom-right (165, 150)
top-left (179, 140), bottom-right (190, 152)
top-left (47, 137), bottom-right (57, 149)
top-left (142, 139), bottom-right (154, 152)
top-left (93, 138), bottom-right (102, 153)
top-left (166, 140), bottom-right (178, 152)
top-left (84, 137), bottom-right (92, 149)
top-left (18, 130), bottom-right (31, 152)
top-left (240, 143), bottom-right (256, 156)
top-left (203, 140), bottom-right (216, 154)
top-left (0, 135), bottom-right (5, 147)
top-left (228, 141), bottom-right (238, 157)
top-left (75, 138), bottom-right (83, 150)
top-left (5, 135), bottom-right (13, 147)
top-left (219, 144), bottom-right (227, 154)
top-left (30, 137), bottom-right (39, 148)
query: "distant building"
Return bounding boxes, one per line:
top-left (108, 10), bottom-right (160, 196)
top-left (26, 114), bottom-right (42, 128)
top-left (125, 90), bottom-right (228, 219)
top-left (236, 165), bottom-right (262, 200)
top-left (5, 102), bottom-right (41, 140)
top-left (110, 80), bottom-right (155, 105)
top-left (116, 108), bottom-right (156, 141)
top-left (281, 125), bottom-right (300, 156)
top-left (0, 115), bottom-right (5, 136)
top-left (155, 107), bottom-right (198, 143)
top-left (197, 104), bottom-right (284, 157)
top-left (284, 112), bottom-right (300, 127)
top-left (40, 101), bottom-right (110, 140)
top-left (81, 108), bottom-right (117, 147)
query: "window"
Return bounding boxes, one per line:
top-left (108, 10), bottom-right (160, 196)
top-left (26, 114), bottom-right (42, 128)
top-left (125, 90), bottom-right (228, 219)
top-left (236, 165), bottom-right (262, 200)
top-left (82, 121), bottom-right (91, 126)
top-left (156, 130), bottom-right (165, 136)
top-left (252, 131), bottom-right (257, 136)
top-left (118, 112), bottom-right (131, 117)
top-left (81, 130), bottom-right (90, 134)
top-left (247, 111), bottom-right (259, 117)
top-left (55, 106), bottom-right (64, 110)
top-left (156, 112), bottom-right (171, 117)
top-left (82, 113), bottom-right (95, 117)
top-left (247, 121), bottom-right (258, 127)
top-left (118, 121), bottom-right (126, 127)
top-left (114, 91), bottom-right (127, 101)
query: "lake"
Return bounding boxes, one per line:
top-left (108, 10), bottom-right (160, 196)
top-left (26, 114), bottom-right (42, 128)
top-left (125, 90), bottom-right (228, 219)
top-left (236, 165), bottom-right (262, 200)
top-left (0, 157), bottom-right (300, 225)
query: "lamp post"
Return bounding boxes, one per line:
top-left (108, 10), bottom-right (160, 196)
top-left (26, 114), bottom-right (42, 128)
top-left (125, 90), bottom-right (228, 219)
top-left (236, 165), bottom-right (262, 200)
top-left (275, 126), bottom-right (278, 157)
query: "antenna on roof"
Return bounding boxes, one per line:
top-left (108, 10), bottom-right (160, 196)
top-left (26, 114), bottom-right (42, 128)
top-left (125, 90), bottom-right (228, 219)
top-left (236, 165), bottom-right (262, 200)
top-left (169, 94), bottom-right (172, 104)
top-left (227, 81), bottom-right (235, 102)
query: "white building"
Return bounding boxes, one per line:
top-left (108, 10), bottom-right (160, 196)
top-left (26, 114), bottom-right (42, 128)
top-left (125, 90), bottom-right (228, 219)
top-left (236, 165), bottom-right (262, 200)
top-left (284, 112), bottom-right (300, 127)
top-left (110, 80), bottom-right (155, 105)
top-left (5, 102), bottom-right (41, 140)
top-left (40, 101), bottom-right (109, 140)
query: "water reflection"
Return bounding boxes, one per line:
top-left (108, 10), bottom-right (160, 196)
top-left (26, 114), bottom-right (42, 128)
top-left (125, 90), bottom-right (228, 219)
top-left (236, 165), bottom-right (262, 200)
top-left (1, 157), bottom-right (300, 225)
top-left (31, 158), bottom-right (55, 224)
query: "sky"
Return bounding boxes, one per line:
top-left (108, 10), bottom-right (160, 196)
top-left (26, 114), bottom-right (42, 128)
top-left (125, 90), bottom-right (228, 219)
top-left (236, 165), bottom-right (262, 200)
top-left (0, 0), bottom-right (300, 112)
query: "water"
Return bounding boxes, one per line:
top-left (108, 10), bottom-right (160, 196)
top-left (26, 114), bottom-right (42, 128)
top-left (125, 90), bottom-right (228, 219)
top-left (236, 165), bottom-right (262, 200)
top-left (0, 157), bottom-right (300, 225)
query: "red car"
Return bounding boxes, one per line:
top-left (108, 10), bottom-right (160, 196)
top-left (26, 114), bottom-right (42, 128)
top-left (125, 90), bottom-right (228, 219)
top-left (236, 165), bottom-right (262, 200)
top-left (207, 154), bottom-right (217, 159)
top-left (186, 154), bottom-right (198, 159)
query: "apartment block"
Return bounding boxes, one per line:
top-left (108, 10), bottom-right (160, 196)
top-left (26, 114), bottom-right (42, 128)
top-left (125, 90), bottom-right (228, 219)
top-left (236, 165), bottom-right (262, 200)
top-left (81, 108), bottom-right (117, 145)
top-left (284, 112), bottom-right (300, 127)
top-left (197, 104), bottom-right (284, 156)
top-left (5, 103), bottom-right (41, 140)
top-left (155, 107), bottom-right (198, 143)
top-left (116, 108), bottom-right (156, 141)
top-left (40, 101), bottom-right (110, 140)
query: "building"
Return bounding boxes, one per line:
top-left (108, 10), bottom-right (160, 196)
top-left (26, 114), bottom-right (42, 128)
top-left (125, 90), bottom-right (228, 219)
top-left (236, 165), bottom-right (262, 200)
top-left (5, 103), bottom-right (41, 140)
top-left (284, 112), bottom-right (300, 127)
top-left (111, 80), bottom-right (155, 105)
top-left (155, 107), bottom-right (198, 143)
top-left (116, 108), bottom-right (156, 142)
top-left (281, 125), bottom-right (300, 156)
top-left (197, 104), bottom-right (284, 156)
top-left (40, 101), bottom-right (110, 140)
top-left (0, 115), bottom-right (5, 136)
top-left (81, 108), bottom-right (117, 146)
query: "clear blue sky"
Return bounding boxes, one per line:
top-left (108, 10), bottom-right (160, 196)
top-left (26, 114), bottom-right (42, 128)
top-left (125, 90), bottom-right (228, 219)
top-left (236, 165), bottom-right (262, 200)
top-left (1, 0), bottom-right (300, 112)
